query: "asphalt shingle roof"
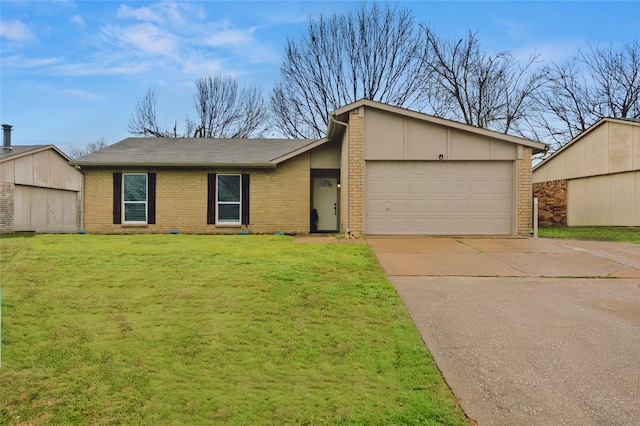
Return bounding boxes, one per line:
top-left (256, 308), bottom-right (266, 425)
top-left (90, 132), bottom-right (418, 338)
top-left (0, 145), bottom-right (51, 161)
top-left (70, 137), bottom-right (319, 168)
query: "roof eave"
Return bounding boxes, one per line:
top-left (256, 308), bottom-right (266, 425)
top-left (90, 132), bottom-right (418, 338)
top-left (1, 144), bottom-right (71, 163)
top-left (69, 161), bottom-right (277, 169)
top-left (269, 138), bottom-right (330, 164)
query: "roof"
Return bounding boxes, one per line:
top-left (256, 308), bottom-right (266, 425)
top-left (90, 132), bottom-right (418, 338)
top-left (617, 117), bottom-right (640, 123)
top-left (533, 117), bottom-right (640, 172)
top-left (0, 145), bottom-right (71, 162)
top-left (330, 99), bottom-right (549, 154)
top-left (69, 137), bottom-right (321, 168)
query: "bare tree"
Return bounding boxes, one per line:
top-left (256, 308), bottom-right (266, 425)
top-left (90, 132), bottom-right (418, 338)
top-left (421, 30), bottom-right (546, 138)
top-left (189, 75), bottom-right (269, 138)
top-left (535, 40), bottom-right (640, 149)
top-left (271, 3), bottom-right (427, 138)
top-left (127, 88), bottom-right (174, 137)
top-left (69, 137), bottom-right (110, 159)
top-left (127, 75), bottom-right (268, 139)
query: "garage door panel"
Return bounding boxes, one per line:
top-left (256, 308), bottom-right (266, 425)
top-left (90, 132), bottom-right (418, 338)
top-left (365, 161), bottom-right (514, 235)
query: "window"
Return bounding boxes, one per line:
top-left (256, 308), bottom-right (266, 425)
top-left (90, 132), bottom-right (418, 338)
top-left (217, 174), bottom-right (241, 223)
top-left (113, 173), bottom-right (155, 225)
top-left (123, 173), bottom-right (148, 223)
top-left (207, 173), bottom-right (249, 225)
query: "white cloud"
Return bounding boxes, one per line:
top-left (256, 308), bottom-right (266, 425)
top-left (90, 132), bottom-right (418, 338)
top-left (118, 4), bottom-right (164, 23)
top-left (50, 60), bottom-right (154, 77)
top-left (117, 2), bottom-right (184, 25)
top-left (70, 14), bottom-right (85, 26)
top-left (0, 20), bottom-right (36, 41)
top-left (204, 27), bottom-right (256, 47)
top-left (513, 39), bottom-right (584, 64)
top-left (101, 23), bottom-right (179, 56)
top-left (57, 88), bottom-right (104, 100)
top-left (2, 55), bottom-right (63, 69)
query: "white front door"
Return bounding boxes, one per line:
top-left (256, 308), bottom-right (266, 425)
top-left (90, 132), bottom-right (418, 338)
top-left (313, 177), bottom-right (338, 232)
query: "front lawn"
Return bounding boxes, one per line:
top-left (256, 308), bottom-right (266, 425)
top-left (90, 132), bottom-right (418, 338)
top-left (538, 226), bottom-right (640, 244)
top-left (0, 234), bottom-right (467, 425)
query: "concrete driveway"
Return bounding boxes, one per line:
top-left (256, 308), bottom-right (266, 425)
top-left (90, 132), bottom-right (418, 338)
top-left (368, 237), bottom-right (640, 425)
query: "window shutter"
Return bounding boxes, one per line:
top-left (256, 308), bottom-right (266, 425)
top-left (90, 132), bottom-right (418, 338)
top-left (148, 173), bottom-right (156, 224)
top-left (242, 173), bottom-right (250, 225)
top-left (113, 172), bottom-right (122, 224)
top-left (207, 173), bottom-right (216, 224)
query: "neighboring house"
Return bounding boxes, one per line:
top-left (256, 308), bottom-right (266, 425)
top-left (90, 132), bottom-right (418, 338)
top-left (533, 118), bottom-right (640, 227)
top-left (0, 125), bottom-right (82, 233)
top-left (70, 100), bottom-right (546, 236)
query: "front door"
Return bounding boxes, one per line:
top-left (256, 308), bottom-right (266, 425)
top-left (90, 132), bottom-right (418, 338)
top-left (312, 175), bottom-right (338, 232)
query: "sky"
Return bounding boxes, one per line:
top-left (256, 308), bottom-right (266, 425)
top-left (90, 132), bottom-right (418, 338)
top-left (1, 0), bottom-right (638, 156)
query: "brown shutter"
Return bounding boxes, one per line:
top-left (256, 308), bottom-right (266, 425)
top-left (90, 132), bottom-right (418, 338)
top-left (113, 172), bottom-right (122, 224)
top-left (147, 173), bottom-right (156, 224)
top-left (207, 173), bottom-right (216, 224)
top-left (242, 173), bottom-right (250, 225)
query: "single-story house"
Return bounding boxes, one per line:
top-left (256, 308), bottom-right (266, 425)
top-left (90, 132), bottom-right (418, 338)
top-left (0, 125), bottom-right (82, 233)
top-left (70, 100), bottom-right (546, 236)
top-left (533, 118), bottom-right (640, 227)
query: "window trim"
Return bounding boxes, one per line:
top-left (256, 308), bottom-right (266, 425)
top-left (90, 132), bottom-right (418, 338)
top-left (216, 174), bottom-right (242, 224)
top-left (122, 172), bottom-right (148, 224)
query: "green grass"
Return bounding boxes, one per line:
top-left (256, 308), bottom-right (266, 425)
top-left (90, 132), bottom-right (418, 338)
top-left (0, 234), bottom-right (467, 425)
top-left (539, 226), bottom-right (640, 244)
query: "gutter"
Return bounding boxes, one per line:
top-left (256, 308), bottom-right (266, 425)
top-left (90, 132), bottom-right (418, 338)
top-left (329, 114), bottom-right (350, 236)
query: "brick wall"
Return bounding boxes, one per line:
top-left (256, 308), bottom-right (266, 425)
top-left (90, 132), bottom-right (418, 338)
top-left (82, 154), bottom-right (311, 234)
top-left (0, 182), bottom-right (14, 234)
top-left (516, 147), bottom-right (533, 235)
top-left (533, 179), bottom-right (567, 227)
top-left (346, 108), bottom-right (365, 236)
top-left (248, 153), bottom-right (310, 234)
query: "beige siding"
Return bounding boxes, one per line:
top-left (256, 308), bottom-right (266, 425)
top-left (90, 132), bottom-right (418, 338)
top-left (14, 155), bottom-right (34, 186)
top-left (0, 159), bottom-right (14, 182)
top-left (585, 124), bottom-right (610, 176)
top-left (3, 149), bottom-right (80, 190)
top-left (339, 128), bottom-right (350, 234)
top-left (406, 120), bottom-right (448, 159)
top-left (635, 126), bottom-right (640, 170)
top-left (13, 185), bottom-right (78, 232)
top-left (310, 139), bottom-right (341, 169)
top-left (534, 120), bottom-right (640, 183)
top-left (567, 171), bottom-right (639, 226)
top-left (363, 107), bottom-right (518, 162)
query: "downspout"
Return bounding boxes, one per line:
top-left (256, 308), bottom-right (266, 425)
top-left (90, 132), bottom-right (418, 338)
top-left (329, 114), bottom-right (350, 236)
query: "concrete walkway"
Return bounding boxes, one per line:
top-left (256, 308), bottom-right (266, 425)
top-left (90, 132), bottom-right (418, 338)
top-left (368, 237), bottom-right (640, 425)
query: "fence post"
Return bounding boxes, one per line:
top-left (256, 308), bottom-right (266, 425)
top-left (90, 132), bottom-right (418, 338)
top-left (533, 197), bottom-right (539, 238)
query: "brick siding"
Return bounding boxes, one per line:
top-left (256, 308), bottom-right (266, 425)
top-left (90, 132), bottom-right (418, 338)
top-left (516, 147), bottom-right (533, 235)
top-left (0, 182), bottom-right (14, 234)
top-left (533, 179), bottom-right (568, 227)
top-left (345, 109), bottom-right (365, 236)
top-left (82, 154), bottom-right (311, 234)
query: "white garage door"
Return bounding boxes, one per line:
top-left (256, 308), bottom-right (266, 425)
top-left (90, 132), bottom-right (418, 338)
top-left (365, 161), bottom-right (514, 235)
